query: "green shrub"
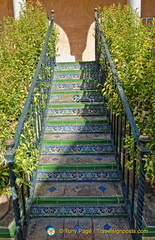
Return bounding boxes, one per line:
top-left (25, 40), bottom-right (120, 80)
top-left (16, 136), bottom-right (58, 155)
top-left (0, 1), bottom-right (56, 194)
top-left (99, 4), bottom-right (155, 183)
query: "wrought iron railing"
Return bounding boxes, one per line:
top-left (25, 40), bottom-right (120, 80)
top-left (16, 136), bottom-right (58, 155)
top-left (94, 9), bottom-right (151, 240)
top-left (4, 11), bottom-right (55, 240)
top-left (141, 17), bottom-right (155, 26)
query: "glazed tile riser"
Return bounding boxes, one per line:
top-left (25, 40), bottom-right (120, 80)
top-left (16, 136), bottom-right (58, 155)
top-left (28, 61), bottom-right (128, 230)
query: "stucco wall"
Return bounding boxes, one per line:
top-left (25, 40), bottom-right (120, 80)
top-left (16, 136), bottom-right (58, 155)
top-left (2, 0), bottom-right (155, 61)
top-left (141, 0), bottom-right (155, 17)
top-left (33, 0), bottom-right (127, 61)
top-left (0, 0), bottom-right (14, 22)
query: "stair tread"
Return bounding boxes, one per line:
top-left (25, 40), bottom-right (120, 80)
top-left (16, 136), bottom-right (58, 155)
top-left (34, 182), bottom-right (123, 198)
top-left (48, 102), bottom-right (104, 107)
top-left (51, 90), bottom-right (101, 94)
top-left (43, 133), bottom-right (110, 141)
top-left (30, 60), bottom-right (126, 222)
top-left (40, 154), bottom-right (116, 165)
top-left (52, 78), bottom-right (100, 82)
top-left (26, 217), bottom-right (132, 240)
top-left (46, 116), bottom-right (107, 121)
top-left (49, 101), bottom-right (103, 106)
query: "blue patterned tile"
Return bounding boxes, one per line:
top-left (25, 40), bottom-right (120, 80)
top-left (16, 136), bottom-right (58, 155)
top-left (103, 224), bottom-right (111, 230)
top-left (37, 170), bottom-right (119, 181)
top-left (98, 186), bottom-right (107, 192)
top-left (73, 224), bottom-right (83, 232)
top-left (74, 185), bottom-right (82, 192)
top-left (50, 93), bottom-right (103, 102)
top-left (51, 82), bottom-right (101, 91)
top-left (51, 157), bottom-right (59, 161)
top-left (48, 186), bottom-right (56, 192)
top-left (45, 225), bottom-right (52, 231)
top-left (53, 72), bottom-right (98, 81)
top-left (45, 124), bottom-right (109, 134)
top-left (41, 144), bottom-right (113, 155)
top-left (47, 107), bottom-right (105, 117)
top-left (74, 157), bottom-right (81, 161)
top-left (55, 62), bottom-right (97, 71)
top-left (31, 205), bottom-right (126, 217)
top-left (96, 157), bottom-right (103, 161)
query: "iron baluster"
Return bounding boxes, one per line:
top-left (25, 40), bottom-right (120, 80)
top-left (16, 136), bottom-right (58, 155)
top-left (116, 114), bottom-right (119, 154)
top-left (130, 141), bottom-right (137, 235)
top-left (4, 11), bottom-right (55, 239)
top-left (4, 139), bottom-right (24, 240)
top-left (94, 9), bottom-right (151, 238)
top-left (126, 124), bottom-right (131, 200)
top-left (122, 113), bottom-right (127, 182)
top-left (136, 135), bottom-right (150, 240)
top-left (118, 111), bottom-right (123, 167)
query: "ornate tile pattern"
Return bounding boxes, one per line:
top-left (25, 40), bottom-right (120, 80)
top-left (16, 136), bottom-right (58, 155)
top-left (30, 61), bottom-right (126, 222)
top-left (51, 82), bottom-right (101, 90)
top-left (41, 144), bottom-right (114, 155)
top-left (31, 205), bottom-right (126, 217)
top-left (50, 93), bottom-right (103, 102)
top-left (47, 107), bottom-right (105, 116)
top-left (45, 124), bottom-right (109, 133)
top-left (53, 72), bottom-right (98, 80)
top-left (55, 62), bottom-right (97, 71)
top-left (37, 170), bottom-right (119, 181)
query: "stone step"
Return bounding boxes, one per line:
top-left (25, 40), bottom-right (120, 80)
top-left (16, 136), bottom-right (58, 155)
top-left (47, 103), bottom-right (106, 117)
top-left (39, 154), bottom-right (116, 165)
top-left (50, 101), bottom-right (103, 105)
top-left (34, 182), bottom-right (122, 198)
top-left (43, 133), bottom-right (110, 141)
top-left (26, 217), bottom-right (132, 240)
top-left (30, 196), bottom-right (126, 217)
top-left (41, 139), bottom-right (113, 155)
top-left (36, 164), bottom-right (119, 182)
top-left (50, 90), bottom-right (103, 102)
top-left (46, 115), bottom-right (107, 121)
top-left (55, 61), bottom-right (98, 71)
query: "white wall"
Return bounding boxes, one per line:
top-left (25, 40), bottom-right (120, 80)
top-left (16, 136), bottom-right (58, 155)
top-left (128, 0), bottom-right (141, 17)
top-left (13, 0), bottom-right (25, 19)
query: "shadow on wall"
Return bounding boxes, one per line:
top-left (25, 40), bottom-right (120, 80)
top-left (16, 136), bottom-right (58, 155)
top-left (56, 22), bottom-right (95, 63)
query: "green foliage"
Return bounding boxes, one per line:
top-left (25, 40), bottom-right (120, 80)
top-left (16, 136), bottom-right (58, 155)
top-left (0, 1), bottom-right (57, 194)
top-left (14, 121), bottom-right (39, 187)
top-left (99, 4), bottom-right (155, 182)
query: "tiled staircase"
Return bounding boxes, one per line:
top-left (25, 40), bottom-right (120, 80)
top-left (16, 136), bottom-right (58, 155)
top-left (26, 61), bottom-right (132, 240)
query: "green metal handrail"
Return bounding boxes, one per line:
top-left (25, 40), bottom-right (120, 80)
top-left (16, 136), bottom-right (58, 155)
top-left (94, 9), bottom-right (151, 240)
top-left (4, 11), bottom-right (55, 240)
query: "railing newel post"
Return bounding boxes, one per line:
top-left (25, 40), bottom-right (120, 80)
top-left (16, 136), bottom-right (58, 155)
top-left (4, 139), bottom-right (24, 240)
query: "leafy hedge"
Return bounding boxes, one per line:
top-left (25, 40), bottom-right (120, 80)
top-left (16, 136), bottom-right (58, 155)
top-left (0, 1), bottom-right (56, 194)
top-left (99, 4), bottom-right (155, 183)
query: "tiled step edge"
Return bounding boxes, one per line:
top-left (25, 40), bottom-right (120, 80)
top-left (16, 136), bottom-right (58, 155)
top-left (32, 196), bottom-right (125, 205)
top-left (55, 61), bottom-right (97, 71)
top-left (53, 71), bottom-right (98, 80)
top-left (31, 197), bottom-right (126, 217)
top-left (41, 143), bottom-right (113, 155)
top-left (0, 221), bottom-right (16, 239)
top-left (50, 92), bottom-right (103, 102)
top-left (36, 164), bottom-right (119, 182)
